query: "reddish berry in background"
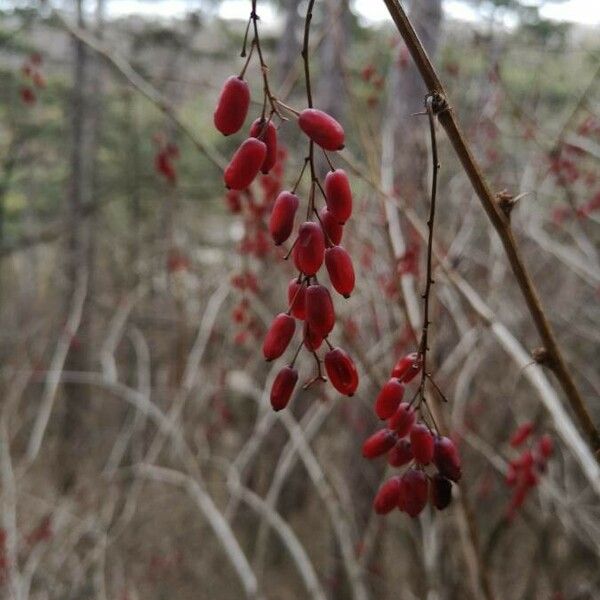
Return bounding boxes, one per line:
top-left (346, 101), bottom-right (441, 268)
top-left (262, 313), bottom-right (296, 361)
top-left (287, 278), bottom-right (307, 320)
top-left (362, 429), bottom-right (398, 459)
top-left (270, 366), bottom-right (298, 411)
top-left (214, 76), bottom-right (250, 136)
top-left (373, 477), bottom-right (401, 514)
top-left (399, 468), bottom-right (428, 517)
top-left (324, 169), bottom-right (353, 224)
top-left (305, 284), bottom-right (335, 338)
top-left (374, 378), bottom-right (405, 420)
top-left (298, 108), bottom-right (345, 151)
top-left (269, 191), bottom-right (299, 245)
top-left (510, 421), bottom-right (534, 448)
top-left (320, 207), bottom-right (344, 245)
top-left (224, 138), bottom-right (267, 190)
top-left (410, 424), bottom-right (434, 465)
top-left (325, 246), bottom-right (355, 298)
top-left (324, 347), bottom-right (359, 396)
top-left (293, 221), bottom-right (326, 276)
top-left (250, 118), bottom-right (278, 174)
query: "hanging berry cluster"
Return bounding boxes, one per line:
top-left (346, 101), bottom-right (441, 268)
top-left (213, 0), bottom-right (359, 411)
top-left (505, 422), bottom-right (554, 520)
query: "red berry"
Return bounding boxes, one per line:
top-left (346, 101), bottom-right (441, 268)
top-left (305, 284), bottom-right (335, 338)
top-left (398, 469), bottom-right (428, 517)
top-left (224, 138), bottom-right (267, 190)
top-left (324, 347), bottom-right (359, 396)
top-left (293, 221), bottom-right (325, 276)
top-left (362, 429), bottom-right (397, 459)
top-left (270, 366), bottom-right (298, 411)
top-left (391, 352), bottom-right (422, 382)
top-left (410, 424), bottom-right (434, 465)
top-left (325, 246), bottom-right (355, 298)
top-left (262, 313), bottom-right (296, 361)
top-left (288, 278), bottom-right (306, 320)
top-left (324, 169), bottom-right (353, 224)
top-left (373, 477), bottom-right (401, 514)
top-left (298, 108), bottom-right (345, 151)
top-left (319, 207), bottom-right (343, 245)
top-left (433, 436), bottom-right (462, 482)
top-left (250, 118), bottom-right (278, 174)
top-left (430, 474), bottom-right (452, 510)
top-left (303, 322), bottom-right (323, 351)
top-left (374, 379), bottom-right (405, 420)
top-left (388, 402), bottom-right (416, 437)
top-left (269, 191), bottom-right (299, 245)
top-left (510, 421), bottom-right (535, 448)
top-left (214, 76), bottom-right (250, 136)
top-left (20, 86), bottom-right (36, 104)
top-left (538, 434), bottom-right (554, 459)
top-left (387, 439), bottom-right (413, 467)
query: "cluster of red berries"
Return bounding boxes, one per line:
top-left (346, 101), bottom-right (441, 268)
top-left (20, 52), bottom-right (45, 105)
top-left (362, 352), bottom-right (462, 518)
top-left (152, 133), bottom-right (179, 185)
top-left (360, 63), bottom-right (384, 108)
top-left (505, 422), bottom-right (554, 520)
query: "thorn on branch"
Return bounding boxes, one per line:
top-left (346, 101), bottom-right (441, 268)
top-left (496, 189), bottom-right (516, 220)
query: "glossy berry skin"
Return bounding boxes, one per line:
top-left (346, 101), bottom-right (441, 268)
top-left (431, 474), bottom-right (452, 510)
top-left (288, 279), bottom-right (306, 320)
top-left (214, 76), bottom-right (250, 136)
top-left (391, 352), bottom-right (421, 382)
top-left (410, 424), bottom-right (434, 465)
top-left (324, 169), bottom-right (353, 224)
top-left (305, 284), bottom-right (335, 338)
top-left (270, 366), bottom-right (298, 411)
top-left (224, 138), bottom-right (267, 190)
top-left (362, 429), bottom-right (397, 459)
top-left (387, 439), bottom-right (413, 467)
top-left (324, 347), bottom-right (359, 396)
top-left (388, 402), bottom-right (416, 437)
top-left (269, 192), bottom-right (299, 245)
top-left (320, 207), bottom-right (343, 245)
top-left (433, 436), bottom-right (462, 482)
top-left (398, 468), bottom-right (428, 517)
top-left (249, 118), bottom-right (277, 173)
top-left (374, 378), bottom-right (405, 420)
top-left (262, 313), bottom-right (296, 361)
top-left (298, 108), bottom-right (345, 151)
top-left (373, 477), bottom-right (401, 515)
top-left (293, 222), bottom-right (325, 276)
top-left (303, 322), bottom-right (323, 351)
top-left (325, 246), bottom-right (355, 298)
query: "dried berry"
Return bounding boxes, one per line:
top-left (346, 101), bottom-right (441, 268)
top-left (374, 379), bottom-right (405, 420)
top-left (262, 313), bottom-right (296, 361)
top-left (224, 138), bottom-right (267, 190)
top-left (362, 429), bottom-right (397, 459)
top-left (269, 191), bottom-right (299, 245)
top-left (325, 246), bottom-right (355, 298)
top-left (324, 169), bottom-right (353, 224)
top-left (270, 366), bottom-right (298, 411)
top-left (324, 347), bottom-right (359, 396)
top-left (214, 76), bottom-right (250, 136)
top-left (293, 221), bottom-right (325, 276)
top-left (298, 108), bottom-right (345, 151)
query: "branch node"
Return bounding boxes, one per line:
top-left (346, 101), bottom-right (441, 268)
top-left (496, 189), bottom-right (516, 220)
top-left (531, 346), bottom-right (554, 369)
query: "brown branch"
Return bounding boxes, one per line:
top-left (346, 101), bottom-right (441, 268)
top-left (381, 0), bottom-right (600, 460)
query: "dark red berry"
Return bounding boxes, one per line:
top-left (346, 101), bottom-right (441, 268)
top-left (298, 108), bottom-right (345, 151)
top-left (362, 429), bottom-right (397, 459)
top-left (433, 436), bottom-right (462, 482)
top-left (373, 477), bottom-right (401, 514)
top-left (374, 379), bottom-right (405, 420)
top-left (388, 402), bottom-right (416, 437)
top-left (224, 138), bottom-right (267, 190)
top-left (319, 207), bottom-right (343, 245)
top-left (303, 322), bottom-right (323, 351)
top-left (288, 279), bottom-right (306, 320)
top-left (431, 474), bottom-right (452, 510)
top-left (269, 191), bottom-right (299, 245)
top-left (270, 366), bottom-right (298, 411)
top-left (250, 118), bottom-right (278, 174)
top-left (262, 313), bottom-right (296, 361)
top-left (293, 221), bottom-right (325, 276)
top-left (410, 424), bottom-right (434, 465)
top-left (214, 76), bottom-right (250, 136)
top-left (538, 434), bottom-right (554, 459)
top-left (305, 284), bottom-right (335, 338)
top-left (324, 347), bottom-right (359, 396)
top-left (391, 352), bottom-right (422, 382)
top-left (325, 246), bottom-right (355, 298)
top-left (398, 468), bottom-right (428, 517)
top-left (324, 169), bottom-right (352, 224)
top-left (387, 439), bottom-right (413, 467)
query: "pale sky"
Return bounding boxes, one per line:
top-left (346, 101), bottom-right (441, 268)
top-left (105, 0), bottom-right (600, 25)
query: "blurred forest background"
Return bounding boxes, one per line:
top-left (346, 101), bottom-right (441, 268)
top-left (1, 0), bottom-right (599, 598)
